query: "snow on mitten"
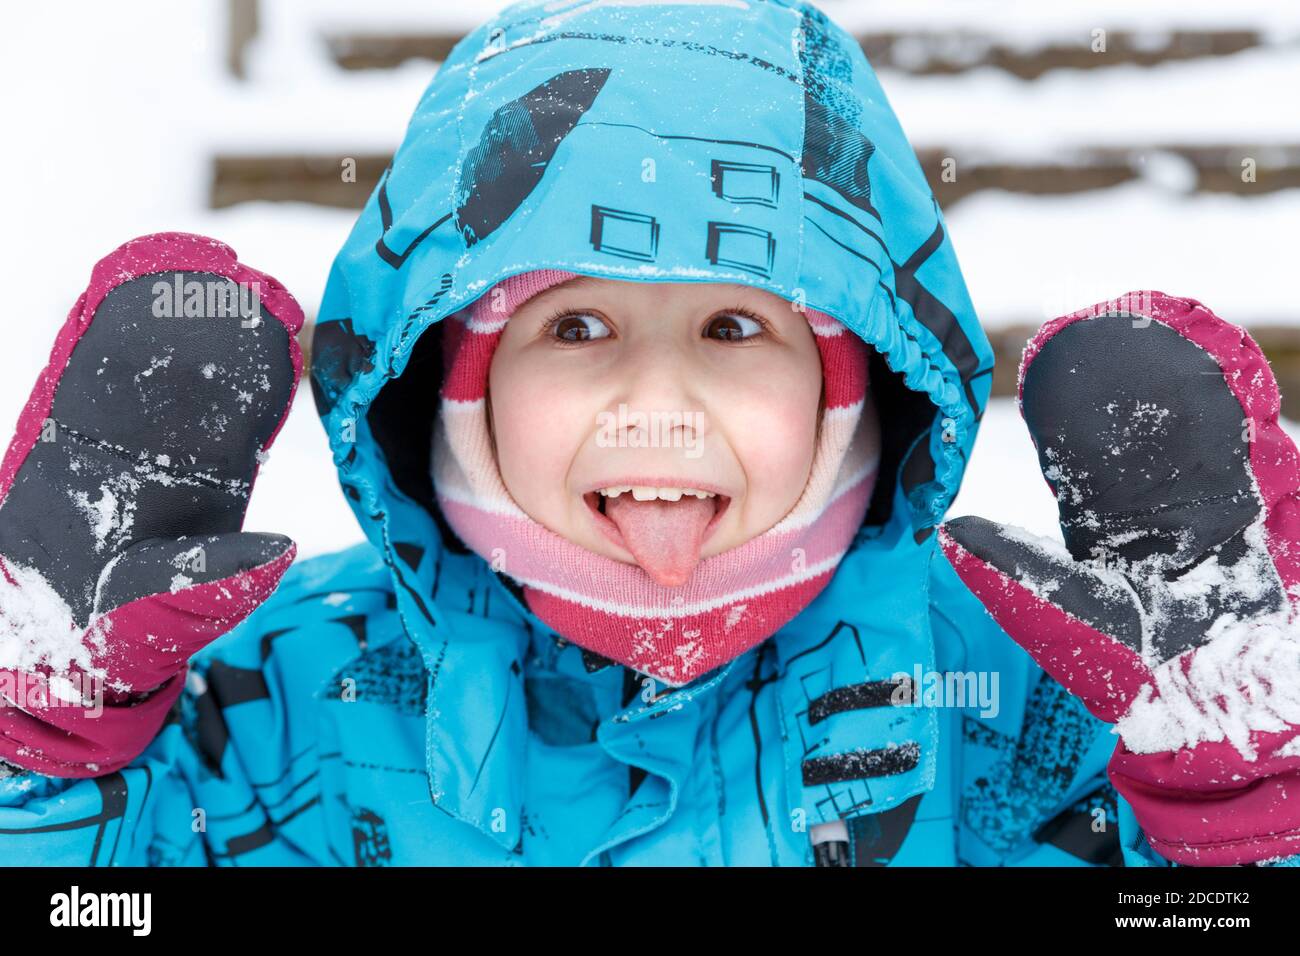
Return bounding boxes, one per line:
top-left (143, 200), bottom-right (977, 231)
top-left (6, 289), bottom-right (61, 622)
top-left (940, 291), bottom-right (1300, 866)
top-left (0, 232), bottom-right (302, 778)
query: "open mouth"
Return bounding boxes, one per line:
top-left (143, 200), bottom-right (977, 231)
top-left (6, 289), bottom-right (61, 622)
top-left (582, 484), bottom-right (732, 587)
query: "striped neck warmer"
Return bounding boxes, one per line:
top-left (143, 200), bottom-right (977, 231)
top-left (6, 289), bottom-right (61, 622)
top-left (431, 270), bottom-right (880, 687)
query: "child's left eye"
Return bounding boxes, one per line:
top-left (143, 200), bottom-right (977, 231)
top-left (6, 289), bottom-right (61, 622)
top-left (546, 312), bottom-right (612, 343)
top-left (704, 311), bottom-right (767, 342)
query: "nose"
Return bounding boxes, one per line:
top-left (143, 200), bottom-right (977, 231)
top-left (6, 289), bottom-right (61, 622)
top-left (608, 335), bottom-right (709, 447)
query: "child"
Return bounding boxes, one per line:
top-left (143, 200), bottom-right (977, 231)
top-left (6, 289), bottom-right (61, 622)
top-left (2, 0), bottom-right (1299, 867)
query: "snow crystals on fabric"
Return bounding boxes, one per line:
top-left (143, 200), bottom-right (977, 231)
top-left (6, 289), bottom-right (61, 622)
top-left (1118, 608), bottom-right (1300, 760)
top-left (0, 559), bottom-right (99, 677)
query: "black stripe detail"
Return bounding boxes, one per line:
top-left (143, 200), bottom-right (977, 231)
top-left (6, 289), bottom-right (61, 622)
top-left (804, 216), bottom-right (882, 272)
top-left (207, 659), bottom-right (271, 707)
top-left (332, 613), bottom-right (369, 648)
top-left (1033, 787), bottom-right (1124, 866)
top-left (90, 773), bottom-right (128, 866)
top-left (746, 645), bottom-right (779, 831)
top-left (782, 619), bottom-right (866, 672)
top-left (581, 646), bottom-right (617, 674)
top-left (374, 162), bottom-right (453, 269)
top-left (847, 793), bottom-right (925, 866)
top-left (194, 684), bottom-right (230, 775)
top-left (621, 669), bottom-right (648, 797)
top-left (807, 677), bottom-right (913, 725)
top-left (803, 191), bottom-right (885, 248)
top-left (258, 626), bottom-right (297, 663)
top-left (802, 742), bottom-right (921, 786)
top-left (220, 795), bottom-right (323, 861)
top-left (393, 541), bottom-right (425, 570)
top-left (456, 68), bottom-right (611, 248)
top-left (223, 821), bottom-right (275, 859)
top-left (891, 222), bottom-right (984, 402)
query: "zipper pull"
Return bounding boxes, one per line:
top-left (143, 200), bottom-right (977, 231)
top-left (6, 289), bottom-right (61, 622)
top-left (811, 820), bottom-right (851, 866)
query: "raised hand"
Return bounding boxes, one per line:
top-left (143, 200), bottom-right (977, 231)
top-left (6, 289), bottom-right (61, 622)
top-left (940, 291), bottom-right (1300, 865)
top-left (0, 232), bottom-right (303, 777)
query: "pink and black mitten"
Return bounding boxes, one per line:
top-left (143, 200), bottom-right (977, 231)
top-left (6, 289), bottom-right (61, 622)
top-left (0, 232), bottom-right (302, 778)
top-left (941, 291), bottom-right (1300, 866)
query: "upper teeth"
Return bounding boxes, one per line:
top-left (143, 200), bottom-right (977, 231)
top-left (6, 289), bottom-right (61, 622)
top-left (598, 485), bottom-right (716, 501)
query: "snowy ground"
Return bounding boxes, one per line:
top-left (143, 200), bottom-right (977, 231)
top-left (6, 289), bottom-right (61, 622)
top-left (1, 1), bottom-right (1297, 559)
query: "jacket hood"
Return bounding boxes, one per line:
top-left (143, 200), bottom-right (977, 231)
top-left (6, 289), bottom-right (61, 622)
top-left (309, 0), bottom-right (994, 854)
top-left (312, 0), bottom-right (992, 577)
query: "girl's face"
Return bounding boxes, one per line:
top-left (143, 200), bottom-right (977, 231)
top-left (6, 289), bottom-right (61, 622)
top-left (487, 276), bottom-right (824, 587)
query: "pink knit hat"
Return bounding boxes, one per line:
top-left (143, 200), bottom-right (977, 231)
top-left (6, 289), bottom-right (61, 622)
top-left (431, 270), bottom-right (880, 687)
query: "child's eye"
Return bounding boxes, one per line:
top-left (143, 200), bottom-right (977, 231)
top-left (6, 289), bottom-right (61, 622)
top-left (704, 310), bottom-right (769, 342)
top-left (545, 312), bottom-right (612, 343)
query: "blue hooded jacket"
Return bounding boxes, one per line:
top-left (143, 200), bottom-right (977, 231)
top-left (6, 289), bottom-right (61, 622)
top-left (1, 0), bottom-right (1184, 866)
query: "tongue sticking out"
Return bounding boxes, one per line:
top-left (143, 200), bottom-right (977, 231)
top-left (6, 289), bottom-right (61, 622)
top-left (603, 494), bottom-right (716, 587)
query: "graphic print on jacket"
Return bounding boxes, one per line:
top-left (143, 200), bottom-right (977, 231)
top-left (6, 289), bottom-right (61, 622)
top-left (1, 0), bottom-right (1179, 867)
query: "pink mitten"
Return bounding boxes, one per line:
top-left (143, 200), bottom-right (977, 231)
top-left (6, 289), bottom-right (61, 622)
top-left (0, 232), bottom-right (302, 777)
top-left (941, 291), bottom-right (1300, 866)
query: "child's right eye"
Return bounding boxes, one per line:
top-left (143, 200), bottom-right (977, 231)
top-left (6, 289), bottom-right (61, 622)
top-left (546, 311), bottom-right (612, 343)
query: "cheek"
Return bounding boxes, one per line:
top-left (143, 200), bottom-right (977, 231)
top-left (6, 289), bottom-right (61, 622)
top-left (488, 356), bottom-right (593, 502)
top-left (718, 362), bottom-right (822, 501)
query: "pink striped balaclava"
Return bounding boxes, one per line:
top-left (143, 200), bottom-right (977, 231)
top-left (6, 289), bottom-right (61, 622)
top-left (431, 270), bottom-right (880, 687)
